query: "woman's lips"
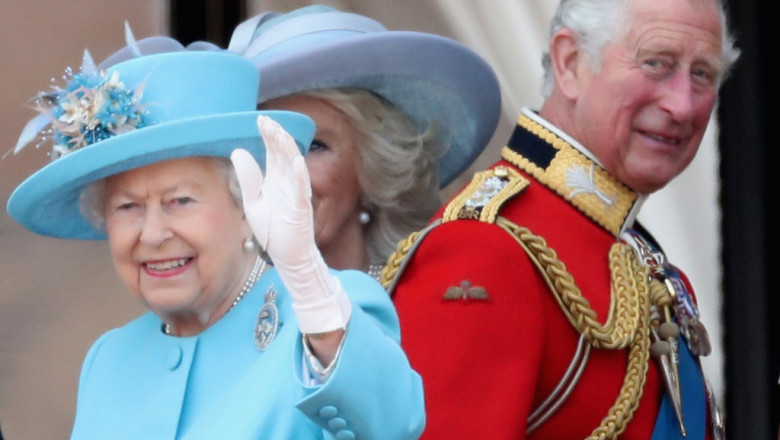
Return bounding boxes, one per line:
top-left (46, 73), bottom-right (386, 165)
top-left (142, 257), bottom-right (193, 277)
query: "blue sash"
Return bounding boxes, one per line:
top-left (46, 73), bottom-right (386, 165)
top-left (650, 338), bottom-right (707, 440)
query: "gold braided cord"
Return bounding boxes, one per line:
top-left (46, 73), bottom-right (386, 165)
top-left (496, 217), bottom-right (651, 439)
top-left (649, 278), bottom-right (673, 309)
top-left (497, 218), bottom-right (642, 350)
top-left (383, 216), bottom-right (655, 438)
top-left (380, 229), bottom-right (421, 290)
top-left (585, 250), bottom-right (651, 440)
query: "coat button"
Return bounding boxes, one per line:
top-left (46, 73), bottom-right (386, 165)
top-left (328, 417), bottom-right (347, 430)
top-left (165, 347), bottom-right (182, 370)
top-left (335, 429), bottom-right (355, 440)
top-left (318, 405), bottom-right (338, 419)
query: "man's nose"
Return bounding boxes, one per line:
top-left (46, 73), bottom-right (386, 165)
top-left (658, 72), bottom-right (697, 123)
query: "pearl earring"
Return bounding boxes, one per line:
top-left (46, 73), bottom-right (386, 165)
top-left (243, 237), bottom-right (256, 252)
top-left (359, 211), bottom-right (371, 225)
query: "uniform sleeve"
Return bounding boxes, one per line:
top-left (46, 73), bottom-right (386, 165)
top-left (296, 270), bottom-right (426, 440)
top-left (392, 220), bottom-right (548, 439)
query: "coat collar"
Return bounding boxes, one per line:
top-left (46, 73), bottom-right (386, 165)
top-left (501, 108), bottom-right (646, 237)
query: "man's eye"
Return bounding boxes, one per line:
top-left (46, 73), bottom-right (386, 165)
top-left (309, 139), bottom-right (329, 152)
top-left (692, 67), bottom-right (717, 87)
top-left (643, 58), bottom-right (669, 71)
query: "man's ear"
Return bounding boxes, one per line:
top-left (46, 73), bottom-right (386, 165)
top-left (549, 28), bottom-right (583, 100)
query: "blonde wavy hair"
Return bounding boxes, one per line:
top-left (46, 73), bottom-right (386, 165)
top-left (288, 88), bottom-right (442, 263)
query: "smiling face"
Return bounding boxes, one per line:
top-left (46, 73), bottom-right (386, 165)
top-left (545, 0), bottom-right (724, 194)
top-left (261, 94), bottom-right (367, 270)
top-left (103, 157), bottom-right (254, 333)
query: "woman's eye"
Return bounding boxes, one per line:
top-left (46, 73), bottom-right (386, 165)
top-left (169, 197), bottom-right (194, 207)
top-left (309, 139), bottom-right (329, 152)
top-left (116, 202), bottom-right (137, 211)
top-left (106, 201), bottom-right (139, 220)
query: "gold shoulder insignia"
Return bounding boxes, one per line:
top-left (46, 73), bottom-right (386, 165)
top-left (442, 166), bottom-right (529, 224)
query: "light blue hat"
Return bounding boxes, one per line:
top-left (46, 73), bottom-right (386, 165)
top-left (7, 44), bottom-right (315, 240)
top-left (228, 5), bottom-right (502, 187)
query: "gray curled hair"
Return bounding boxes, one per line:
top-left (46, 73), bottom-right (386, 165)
top-left (79, 158), bottom-right (244, 233)
top-left (540, 0), bottom-right (741, 97)
top-left (291, 88), bottom-right (442, 263)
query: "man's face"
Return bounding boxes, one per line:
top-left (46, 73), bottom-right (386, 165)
top-left (569, 0), bottom-right (724, 194)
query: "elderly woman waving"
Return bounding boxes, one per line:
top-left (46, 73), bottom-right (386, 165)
top-left (7, 36), bottom-right (423, 439)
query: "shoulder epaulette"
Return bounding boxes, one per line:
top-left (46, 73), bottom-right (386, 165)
top-left (441, 165), bottom-right (529, 224)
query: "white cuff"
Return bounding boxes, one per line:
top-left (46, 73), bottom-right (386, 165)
top-left (292, 280), bottom-right (352, 334)
top-left (301, 331), bottom-right (346, 380)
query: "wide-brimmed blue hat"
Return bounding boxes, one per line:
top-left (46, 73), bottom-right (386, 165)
top-left (7, 44), bottom-right (315, 240)
top-left (227, 5), bottom-right (502, 187)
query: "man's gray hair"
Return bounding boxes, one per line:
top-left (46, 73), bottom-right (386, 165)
top-left (540, 0), bottom-right (741, 97)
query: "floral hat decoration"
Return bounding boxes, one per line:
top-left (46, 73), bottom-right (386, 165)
top-left (30, 54), bottom-right (148, 159)
top-left (7, 24), bottom-right (315, 240)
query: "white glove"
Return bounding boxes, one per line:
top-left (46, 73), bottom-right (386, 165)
top-left (230, 115), bottom-right (352, 334)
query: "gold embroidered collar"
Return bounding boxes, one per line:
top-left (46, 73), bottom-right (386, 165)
top-left (501, 109), bottom-right (645, 237)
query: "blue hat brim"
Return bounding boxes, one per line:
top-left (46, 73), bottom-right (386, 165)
top-left (248, 31), bottom-right (502, 187)
top-left (7, 110), bottom-right (314, 239)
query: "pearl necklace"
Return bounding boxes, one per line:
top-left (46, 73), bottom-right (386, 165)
top-left (163, 256), bottom-right (266, 336)
top-left (367, 263), bottom-right (383, 282)
top-left (231, 256), bottom-right (266, 307)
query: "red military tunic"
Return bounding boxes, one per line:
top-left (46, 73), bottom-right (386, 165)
top-left (388, 109), bottom-right (720, 439)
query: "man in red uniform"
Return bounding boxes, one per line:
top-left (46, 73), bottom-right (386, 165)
top-left (385, 0), bottom-right (739, 438)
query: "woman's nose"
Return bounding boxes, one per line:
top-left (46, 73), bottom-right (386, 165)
top-left (139, 207), bottom-right (174, 247)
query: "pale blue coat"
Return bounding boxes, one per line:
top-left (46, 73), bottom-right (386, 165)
top-left (70, 268), bottom-right (425, 439)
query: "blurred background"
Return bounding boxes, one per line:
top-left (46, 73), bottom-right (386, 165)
top-left (0, 1), bottom-right (773, 439)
